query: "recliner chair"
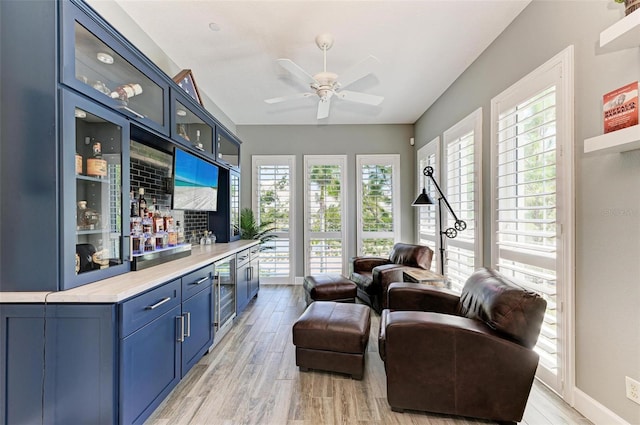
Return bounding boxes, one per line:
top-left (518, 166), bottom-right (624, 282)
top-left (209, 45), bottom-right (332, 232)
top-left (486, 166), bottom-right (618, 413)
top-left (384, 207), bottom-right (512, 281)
top-left (378, 268), bottom-right (547, 424)
top-left (349, 243), bottom-right (433, 314)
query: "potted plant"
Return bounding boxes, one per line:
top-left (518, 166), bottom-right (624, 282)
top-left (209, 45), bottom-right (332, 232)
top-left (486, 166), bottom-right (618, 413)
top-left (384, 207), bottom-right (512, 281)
top-left (239, 207), bottom-right (277, 249)
top-left (615, 0), bottom-right (640, 16)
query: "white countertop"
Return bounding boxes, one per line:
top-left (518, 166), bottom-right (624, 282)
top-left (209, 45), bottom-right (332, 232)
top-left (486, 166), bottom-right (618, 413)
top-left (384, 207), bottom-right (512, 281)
top-left (0, 240), bottom-right (259, 304)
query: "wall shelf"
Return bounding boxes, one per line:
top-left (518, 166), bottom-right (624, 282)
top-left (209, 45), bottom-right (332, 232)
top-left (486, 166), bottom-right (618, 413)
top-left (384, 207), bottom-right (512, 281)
top-left (584, 125), bottom-right (640, 154)
top-left (600, 10), bottom-right (640, 51)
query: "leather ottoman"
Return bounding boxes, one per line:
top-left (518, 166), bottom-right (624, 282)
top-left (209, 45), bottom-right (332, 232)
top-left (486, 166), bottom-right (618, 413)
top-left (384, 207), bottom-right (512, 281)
top-left (292, 301), bottom-right (371, 379)
top-left (303, 274), bottom-right (357, 305)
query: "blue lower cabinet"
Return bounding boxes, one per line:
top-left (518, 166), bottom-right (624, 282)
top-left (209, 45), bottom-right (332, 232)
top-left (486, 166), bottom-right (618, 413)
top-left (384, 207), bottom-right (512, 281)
top-left (0, 304), bottom-right (116, 425)
top-left (120, 305), bottom-right (182, 425)
top-left (181, 285), bottom-right (214, 376)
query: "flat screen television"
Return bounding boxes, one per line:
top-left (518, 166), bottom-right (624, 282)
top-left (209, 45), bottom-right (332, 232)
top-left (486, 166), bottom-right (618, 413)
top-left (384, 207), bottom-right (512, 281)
top-left (172, 148), bottom-right (219, 211)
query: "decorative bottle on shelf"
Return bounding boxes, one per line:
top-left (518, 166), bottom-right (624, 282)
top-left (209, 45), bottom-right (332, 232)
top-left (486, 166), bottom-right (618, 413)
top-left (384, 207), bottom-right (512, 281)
top-left (130, 191), bottom-right (138, 218)
top-left (86, 141), bottom-right (107, 178)
top-left (175, 221), bottom-right (185, 245)
top-left (75, 152), bottom-right (83, 175)
top-left (194, 130), bottom-right (203, 150)
top-left (138, 188), bottom-right (147, 218)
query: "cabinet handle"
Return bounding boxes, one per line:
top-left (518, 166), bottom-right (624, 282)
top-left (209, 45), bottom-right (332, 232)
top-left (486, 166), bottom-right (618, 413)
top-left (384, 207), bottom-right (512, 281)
top-left (184, 312), bottom-right (191, 338)
top-left (193, 276), bottom-right (208, 285)
top-left (117, 105), bottom-right (144, 119)
top-left (146, 297), bottom-right (171, 310)
top-left (177, 315), bottom-right (185, 342)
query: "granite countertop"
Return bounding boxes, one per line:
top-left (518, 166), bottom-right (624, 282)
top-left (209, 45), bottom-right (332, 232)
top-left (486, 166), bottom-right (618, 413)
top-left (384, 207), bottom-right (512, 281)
top-left (0, 240), bottom-right (259, 304)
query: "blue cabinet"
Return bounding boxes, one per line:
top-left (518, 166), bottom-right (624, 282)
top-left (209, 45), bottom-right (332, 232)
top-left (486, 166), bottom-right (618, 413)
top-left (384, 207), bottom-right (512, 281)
top-left (0, 304), bottom-right (116, 424)
top-left (60, 0), bottom-right (170, 136)
top-left (120, 304), bottom-right (181, 425)
top-left (181, 285), bottom-right (214, 375)
top-left (118, 268), bottom-right (213, 424)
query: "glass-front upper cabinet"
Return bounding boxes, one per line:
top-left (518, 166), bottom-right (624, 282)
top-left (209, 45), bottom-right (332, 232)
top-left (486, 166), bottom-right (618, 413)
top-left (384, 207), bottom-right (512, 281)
top-left (61, 90), bottom-right (131, 290)
top-left (216, 127), bottom-right (241, 169)
top-left (230, 171), bottom-right (241, 241)
top-left (60, 1), bottom-right (169, 135)
top-left (171, 89), bottom-right (214, 156)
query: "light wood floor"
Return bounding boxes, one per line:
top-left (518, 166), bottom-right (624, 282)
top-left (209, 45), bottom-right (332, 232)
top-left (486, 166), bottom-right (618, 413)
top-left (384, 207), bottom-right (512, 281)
top-left (145, 285), bottom-right (591, 425)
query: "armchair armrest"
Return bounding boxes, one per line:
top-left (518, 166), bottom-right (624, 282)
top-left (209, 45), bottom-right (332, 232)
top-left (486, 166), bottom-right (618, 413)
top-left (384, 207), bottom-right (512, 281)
top-left (387, 282), bottom-right (460, 315)
top-left (350, 256), bottom-right (390, 273)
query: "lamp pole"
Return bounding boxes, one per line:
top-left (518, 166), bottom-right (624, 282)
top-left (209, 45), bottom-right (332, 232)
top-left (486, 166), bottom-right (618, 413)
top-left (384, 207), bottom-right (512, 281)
top-left (412, 166), bottom-right (467, 276)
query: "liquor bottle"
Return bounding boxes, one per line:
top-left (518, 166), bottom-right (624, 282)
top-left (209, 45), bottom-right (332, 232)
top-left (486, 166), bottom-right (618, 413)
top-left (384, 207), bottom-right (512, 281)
top-left (138, 188), bottom-right (147, 218)
top-left (175, 221), bottom-right (185, 245)
top-left (130, 191), bottom-right (138, 218)
top-left (194, 130), bottom-right (203, 150)
top-left (86, 141), bottom-right (107, 178)
top-left (109, 83), bottom-right (143, 102)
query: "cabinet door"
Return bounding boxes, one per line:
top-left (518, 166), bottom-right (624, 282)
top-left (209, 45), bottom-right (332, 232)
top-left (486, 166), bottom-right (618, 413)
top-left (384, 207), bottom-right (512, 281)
top-left (181, 285), bottom-right (213, 376)
top-left (248, 257), bottom-right (260, 299)
top-left (120, 305), bottom-right (181, 425)
top-left (1, 304), bottom-right (116, 425)
top-left (216, 127), bottom-right (240, 168)
top-left (236, 261), bottom-right (250, 315)
top-left (230, 171), bottom-right (241, 241)
top-left (172, 89), bottom-right (215, 157)
top-left (61, 90), bottom-right (131, 289)
top-left (214, 256), bottom-right (236, 331)
top-left (60, 1), bottom-right (169, 135)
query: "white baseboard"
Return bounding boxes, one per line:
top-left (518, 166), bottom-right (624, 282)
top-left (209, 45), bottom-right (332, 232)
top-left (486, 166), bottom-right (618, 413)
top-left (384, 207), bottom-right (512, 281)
top-left (573, 387), bottom-right (629, 425)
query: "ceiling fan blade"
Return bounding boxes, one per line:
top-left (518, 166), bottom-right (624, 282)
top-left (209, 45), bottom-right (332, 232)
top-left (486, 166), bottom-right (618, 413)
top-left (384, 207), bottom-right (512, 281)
top-left (339, 55), bottom-right (381, 89)
top-left (277, 58), bottom-right (318, 86)
top-left (336, 90), bottom-right (384, 106)
top-left (317, 97), bottom-right (331, 120)
top-left (264, 92), bottom-right (314, 104)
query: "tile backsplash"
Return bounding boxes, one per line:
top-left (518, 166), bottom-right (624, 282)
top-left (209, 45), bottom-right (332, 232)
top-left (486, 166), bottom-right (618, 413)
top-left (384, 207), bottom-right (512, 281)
top-left (130, 141), bottom-right (209, 237)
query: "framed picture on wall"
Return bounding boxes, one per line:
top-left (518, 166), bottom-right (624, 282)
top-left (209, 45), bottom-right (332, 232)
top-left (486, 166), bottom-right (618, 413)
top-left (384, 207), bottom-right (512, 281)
top-left (173, 69), bottom-right (203, 106)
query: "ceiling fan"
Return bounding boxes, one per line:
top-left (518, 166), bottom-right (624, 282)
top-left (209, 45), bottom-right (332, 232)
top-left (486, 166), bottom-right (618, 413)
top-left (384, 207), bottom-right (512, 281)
top-left (264, 33), bottom-right (384, 120)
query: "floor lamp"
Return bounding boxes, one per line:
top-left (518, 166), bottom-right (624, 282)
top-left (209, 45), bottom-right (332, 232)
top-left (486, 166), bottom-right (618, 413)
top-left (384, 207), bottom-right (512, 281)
top-left (412, 165), bottom-right (466, 275)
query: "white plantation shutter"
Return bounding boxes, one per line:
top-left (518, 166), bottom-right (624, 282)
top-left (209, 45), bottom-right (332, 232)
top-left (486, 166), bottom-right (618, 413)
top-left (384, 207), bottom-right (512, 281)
top-left (416, 140), bottom-right (439, 272)
top-left (495, 86), bottom-right (559, 373)
top-left (443, 109), bottom-right (482, 293)
top-left (491, 46), bottom-right (574, 394)
top-left (356, 155), bottom-right (400, 256)
top-left (304, 156), bottom-right (347, 275)
top-left (252, 156), bottom-right (296, 283)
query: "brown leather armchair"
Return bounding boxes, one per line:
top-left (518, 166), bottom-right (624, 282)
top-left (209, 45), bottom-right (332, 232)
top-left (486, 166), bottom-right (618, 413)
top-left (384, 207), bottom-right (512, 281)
top-left (378, 268), bottom-right (547, 424)
top-left (349, 243), bottom-right (433, 314)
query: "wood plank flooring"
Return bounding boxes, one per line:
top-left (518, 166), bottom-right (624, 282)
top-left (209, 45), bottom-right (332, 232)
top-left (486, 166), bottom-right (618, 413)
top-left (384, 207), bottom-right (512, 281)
top-left (145, 285), bottom-right (591, 425)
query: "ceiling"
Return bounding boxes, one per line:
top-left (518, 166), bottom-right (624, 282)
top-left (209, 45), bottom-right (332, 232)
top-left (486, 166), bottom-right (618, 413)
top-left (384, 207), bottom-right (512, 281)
top-left (98, 0), bottom-right (530, 126)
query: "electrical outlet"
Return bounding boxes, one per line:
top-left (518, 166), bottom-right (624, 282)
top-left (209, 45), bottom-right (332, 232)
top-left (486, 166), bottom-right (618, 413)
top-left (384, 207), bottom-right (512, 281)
top-left (626, 376), bottom-right (640, 405)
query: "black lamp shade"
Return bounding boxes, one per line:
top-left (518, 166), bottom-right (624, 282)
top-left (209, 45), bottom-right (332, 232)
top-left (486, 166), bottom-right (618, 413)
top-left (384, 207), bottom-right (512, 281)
top-left (412, 188), bottom-right (434, 206)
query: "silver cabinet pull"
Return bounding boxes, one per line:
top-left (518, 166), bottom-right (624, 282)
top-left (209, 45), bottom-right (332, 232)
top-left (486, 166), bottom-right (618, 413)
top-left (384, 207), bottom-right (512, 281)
top-left (193, 276), bottom-right (208, 285)
top-left (146, 297), bottom-right (171, 310)
top-left (177, 315), bottom-right (185, 342)
top-left (117, 105), bottom-right (144, 119)
top-left (185, 312), bottom-right (191, 338)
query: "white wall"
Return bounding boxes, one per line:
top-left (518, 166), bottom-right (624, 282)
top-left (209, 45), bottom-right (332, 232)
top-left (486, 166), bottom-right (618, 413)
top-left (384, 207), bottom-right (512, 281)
top-left (415, 1), bottom-right (640, 423)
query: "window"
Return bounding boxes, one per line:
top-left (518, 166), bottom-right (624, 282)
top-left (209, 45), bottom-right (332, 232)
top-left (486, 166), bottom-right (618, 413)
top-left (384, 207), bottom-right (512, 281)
top-left (416, 138), bottom-right (440, 272)
top-left (491, 46), bottom-right (574, 394)
top-left (443, 109), bottom-right (483, 292)
top-left (356, 154), bottom-right (400, 256)
top-left (252, 155), bottom-right (296, 284)
top-left (304, 156), bottom-right (347, 275)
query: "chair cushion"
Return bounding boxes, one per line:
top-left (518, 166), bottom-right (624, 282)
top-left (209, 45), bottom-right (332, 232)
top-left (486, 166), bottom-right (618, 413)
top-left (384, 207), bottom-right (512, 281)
top-left (459, 268), bottom-right (547, 349)
top-left (389, 243), bottom-right (432, 270)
